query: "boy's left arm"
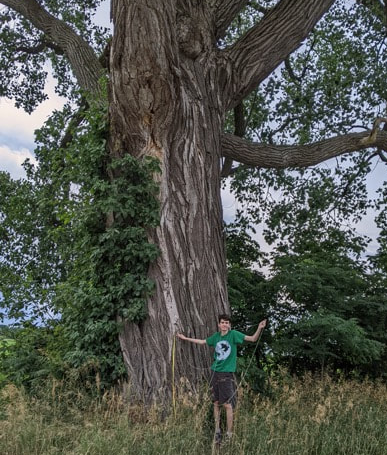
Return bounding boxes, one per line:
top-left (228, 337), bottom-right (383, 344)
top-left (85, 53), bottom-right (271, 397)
top-left (244, 319), bottom-right (267, 343)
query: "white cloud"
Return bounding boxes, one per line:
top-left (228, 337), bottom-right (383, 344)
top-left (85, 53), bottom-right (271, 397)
top-left (0, 71), bottom-right (65, 178)
top-left (0, 145), bottom-right (37, 180)
top-left (95, 1), bottom-right (111, 28)
top-left (0, 92), bottom-right (65, 148)
top-left (221, 182), bottom-right (238, 224)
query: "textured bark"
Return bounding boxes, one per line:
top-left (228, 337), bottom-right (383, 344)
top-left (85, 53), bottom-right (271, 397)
top-left (220, 0), bottom-right (336, 109)
top-left (109, 0), bottom-right (229, 401)
top-left (221, 130), bottom-right (387, 168)
top-left (212, 0), bottom-right (251, 39)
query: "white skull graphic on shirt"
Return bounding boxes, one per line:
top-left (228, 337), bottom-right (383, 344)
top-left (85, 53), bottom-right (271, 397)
top-left (215, 340), bottom-right (231, 361)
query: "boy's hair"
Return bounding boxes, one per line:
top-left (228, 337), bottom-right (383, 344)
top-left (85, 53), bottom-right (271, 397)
top-left (218, 314), bottom-right (232, 323)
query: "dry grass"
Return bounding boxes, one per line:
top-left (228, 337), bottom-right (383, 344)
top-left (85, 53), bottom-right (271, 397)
top-left (1, 375), bottom-right (387, 454)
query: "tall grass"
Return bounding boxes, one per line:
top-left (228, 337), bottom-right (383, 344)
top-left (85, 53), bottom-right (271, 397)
top-left (1, 374), bottom-right (387, 455)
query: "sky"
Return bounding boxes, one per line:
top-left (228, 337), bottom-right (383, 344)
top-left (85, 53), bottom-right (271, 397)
top-left (0, 82), bottom-right (63, 179)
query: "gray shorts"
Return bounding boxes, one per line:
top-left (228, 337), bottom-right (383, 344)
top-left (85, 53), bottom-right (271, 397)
top-left (210, 371), bottom-right (237, 408)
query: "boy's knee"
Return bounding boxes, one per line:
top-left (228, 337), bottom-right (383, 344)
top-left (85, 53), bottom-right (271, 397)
top-left (223, 402), bottom-right (232, 410)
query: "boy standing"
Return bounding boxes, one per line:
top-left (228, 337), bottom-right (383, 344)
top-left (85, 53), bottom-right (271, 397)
top-left (177, 314), bottom-right (267, 443)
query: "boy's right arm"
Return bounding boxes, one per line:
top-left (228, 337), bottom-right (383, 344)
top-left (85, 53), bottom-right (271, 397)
top-left (176, 333), bottom-right (206, 345)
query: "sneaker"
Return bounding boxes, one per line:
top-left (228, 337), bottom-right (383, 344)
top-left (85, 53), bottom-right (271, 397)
top-left (214, 430), bottom-right (222, 445)
top-left (224, 432), bottom-right (232, 444)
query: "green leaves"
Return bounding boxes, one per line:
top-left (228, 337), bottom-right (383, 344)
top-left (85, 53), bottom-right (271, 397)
top-left (0, 83), bottom-right (161, 386)
top-left (49, 99), bottom-right (161, 385)
top-left (0, 171), bottom-right (62, 322)
top-left (265, 242), bottom-right (387, 376)
top-left (0, 323), bottom-right (68, 391)
top-left (274, 311), bottom-right (384, 372)
top-left (0, 1), bottom-right (109, 112)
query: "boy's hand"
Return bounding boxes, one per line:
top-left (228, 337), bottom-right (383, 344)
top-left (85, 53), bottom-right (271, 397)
top-left (259, 319), bottom-right (267, 329)
top-left (176, 333), bottom-right (187, 340)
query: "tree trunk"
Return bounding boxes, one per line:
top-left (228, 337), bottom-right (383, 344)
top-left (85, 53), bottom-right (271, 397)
top-left (115, 115), bottom-right (229, 401)
top-left (109, 0), bottom-right (228, 401)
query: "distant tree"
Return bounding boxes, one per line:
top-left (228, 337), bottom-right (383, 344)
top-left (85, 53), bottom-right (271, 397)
top-left (268, 249), bottom-right (385, 376)
top-left (0, 322), bottom-right (68, 390)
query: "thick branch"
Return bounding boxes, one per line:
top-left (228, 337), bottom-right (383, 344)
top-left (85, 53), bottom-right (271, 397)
top-left (221, 128), bottom-right (387, 168)
top-left (221, 0), bottom-right (335, 109)
top-left (212, 0), bottom-right (250, 39)
top-left (0, 0), bottom-right (103, 95)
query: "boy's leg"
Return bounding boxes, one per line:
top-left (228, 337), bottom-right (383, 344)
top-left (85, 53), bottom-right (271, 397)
top-left (218, 374), bottom-right (236, 438)
top-left (214, 401), bottom-right (221, 432)
top-left (214, 401), bottom-right (222, 444)
top-left (224, 402), bottom-right (233, 435)
top-left (211, 373), bottom-right (222, 443)
top-left (211, 372), bottom-right (236, 440)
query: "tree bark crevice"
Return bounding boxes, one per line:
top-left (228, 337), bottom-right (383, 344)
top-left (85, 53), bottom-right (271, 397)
top-left (211, 0), bottom-right (250, 40)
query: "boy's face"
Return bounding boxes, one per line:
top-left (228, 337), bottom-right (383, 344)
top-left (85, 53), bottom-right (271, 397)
top-left (218, 319), bottom-right (231, 334)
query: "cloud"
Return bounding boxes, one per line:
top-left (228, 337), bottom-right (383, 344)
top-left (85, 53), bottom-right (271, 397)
top-left (0, 93), bottom-right (65, 150)
top-left (95, 1), bottom-right (111, 28)
top-left (0, 145), bottom-right (37, 180)
top-left (0, 72), bottom-right (65, 178)
top-left (221, 183), bottom-right (238, 224)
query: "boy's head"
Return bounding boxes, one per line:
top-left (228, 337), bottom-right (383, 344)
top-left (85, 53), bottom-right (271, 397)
top-left (218, 314), bottom-right (231, 324)
top-left (218, 314), bottom-right (231, 334)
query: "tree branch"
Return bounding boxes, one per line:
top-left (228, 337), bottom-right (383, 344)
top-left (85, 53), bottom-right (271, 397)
top-left (0, 0), bottom-right (103, 96)
top-left (283, 36), bottom-right (317, 86)
top-left (378, 150), bottom-right (387, 162)
top-left (221, 101), bottom-right (246, 177)
top-left (338, 152), bottom-right (377, 200)
top-left (360, 117), bottom-right (387, 145)
top-left (221, 126), bottom-right (387, 168)
top-left (60, 99), bottom-right (89, 149)
top-left (211, 0), bottom-right (250, 40)
top-left (284, 57), bottom-right (302, 83)
top-left (15, 39), bottom-right (64, 56)
top-left (221, 0), bottom-right (335, 110)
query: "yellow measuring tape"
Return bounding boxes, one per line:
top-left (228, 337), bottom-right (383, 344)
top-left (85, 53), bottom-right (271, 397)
top-left (171, 334), bottom-right (176, 418)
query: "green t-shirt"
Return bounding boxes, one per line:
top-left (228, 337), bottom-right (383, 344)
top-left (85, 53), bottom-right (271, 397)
top-left (206, 330), bottom-right (245, 372)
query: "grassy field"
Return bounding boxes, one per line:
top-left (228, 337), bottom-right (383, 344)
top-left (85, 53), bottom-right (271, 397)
top-left (1, 374), bottom-right (387, 455)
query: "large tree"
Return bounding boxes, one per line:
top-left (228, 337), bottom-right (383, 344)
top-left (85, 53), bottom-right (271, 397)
top-left (1, 0), bottom-right (387, 401)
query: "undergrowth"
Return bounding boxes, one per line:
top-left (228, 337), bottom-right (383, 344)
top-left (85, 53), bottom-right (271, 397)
top-left (1, 374), bottom-right (387, 455)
